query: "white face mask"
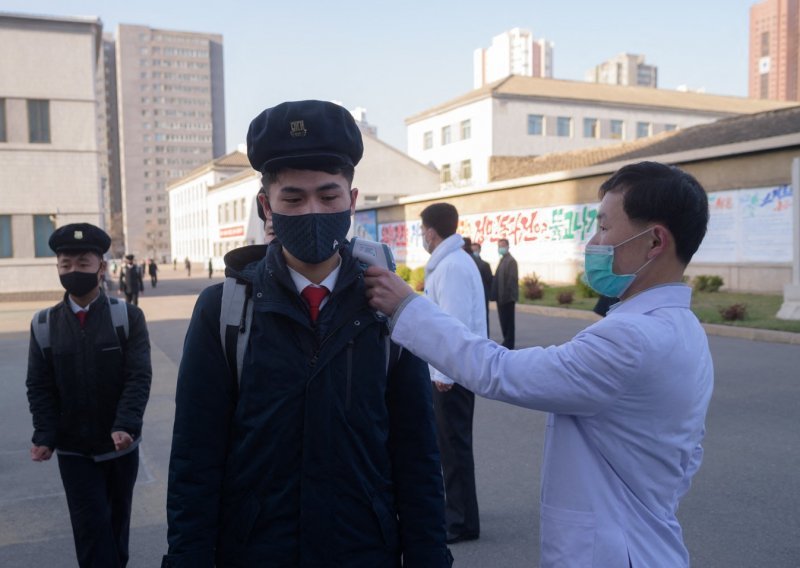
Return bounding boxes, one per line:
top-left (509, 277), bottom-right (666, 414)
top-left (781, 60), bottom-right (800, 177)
top-left (422, 228), bottom-right (433, 254)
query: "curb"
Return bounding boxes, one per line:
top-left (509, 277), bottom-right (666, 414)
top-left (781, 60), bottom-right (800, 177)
top-left (514, 303), bottom-right (800, 346)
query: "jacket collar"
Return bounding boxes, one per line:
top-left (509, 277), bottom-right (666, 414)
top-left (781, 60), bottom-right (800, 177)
top-left (426, 233), bottom-right (465, 275)
top-left (608, 283), bottom-right (692, 316)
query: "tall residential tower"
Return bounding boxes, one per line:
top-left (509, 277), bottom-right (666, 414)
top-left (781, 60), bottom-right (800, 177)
top-left (749, 0), bottom-right (800, 101)
top-left (115, 24), bottom-right (225, 260)
top-left (473, 28), bottom-right (553, 89)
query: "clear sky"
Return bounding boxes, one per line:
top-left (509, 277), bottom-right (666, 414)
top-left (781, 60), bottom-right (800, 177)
top-left (6, 0), bottom-right (757, 152)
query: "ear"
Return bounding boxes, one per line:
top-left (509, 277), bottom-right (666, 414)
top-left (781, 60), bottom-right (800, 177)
top-left (349, 188), bottom-right (359, 215)
top-left (257, 192), bottom-right (271, 214)
top-left (648, 225), bottom-right (670, 258)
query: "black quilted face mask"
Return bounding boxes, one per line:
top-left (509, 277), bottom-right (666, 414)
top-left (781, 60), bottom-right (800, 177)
top-left (271, 209), bottom-right (351, 264)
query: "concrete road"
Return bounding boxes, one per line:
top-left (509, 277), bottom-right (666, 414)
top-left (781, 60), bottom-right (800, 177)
top-left (0, 273), bottom-right (798, 567)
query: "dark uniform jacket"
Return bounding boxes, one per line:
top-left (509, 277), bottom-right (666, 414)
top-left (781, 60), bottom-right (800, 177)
top-left (26, 291), bottom-right (152, 455)
top-left (164, 243), bottom-right (450, 568)
top-left (492, 253), bottom-right (519, 305)
top-left (119, 263), bottom-right (144, 295)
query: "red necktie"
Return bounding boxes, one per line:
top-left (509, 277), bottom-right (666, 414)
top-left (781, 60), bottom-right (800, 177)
top-left (75, 311), bottom-right (87, 328)
top-left (301, 286), bottom-right (329, 323)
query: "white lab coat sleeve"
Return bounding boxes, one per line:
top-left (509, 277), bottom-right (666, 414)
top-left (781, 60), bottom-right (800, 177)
top-left (427, 260), bottom-right (480, 385)
top-left (392, 295), bottom-right (645, 416)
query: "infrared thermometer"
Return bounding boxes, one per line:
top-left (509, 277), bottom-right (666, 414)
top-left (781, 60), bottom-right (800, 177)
top-left (348, 237), bottom-right (396, 272)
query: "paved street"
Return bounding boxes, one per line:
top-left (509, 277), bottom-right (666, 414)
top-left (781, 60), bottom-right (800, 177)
top-left (1, 271), bottom-right (798, 567)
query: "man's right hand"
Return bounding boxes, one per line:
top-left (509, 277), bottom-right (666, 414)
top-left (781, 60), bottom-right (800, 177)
top-left (364, 267), bottom-right (415, 316)
top-left (30, 445), bottom-right (53, 462)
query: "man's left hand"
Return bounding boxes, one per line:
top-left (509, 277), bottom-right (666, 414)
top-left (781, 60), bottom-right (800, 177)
top-left (434, 381), bottom-right (453, 393)
top-left (111, 431), bottom-right (134, 451)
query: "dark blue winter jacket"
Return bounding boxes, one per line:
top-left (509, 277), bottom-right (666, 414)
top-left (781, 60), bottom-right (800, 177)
top-left (163, 243), bottom-right (451, 567)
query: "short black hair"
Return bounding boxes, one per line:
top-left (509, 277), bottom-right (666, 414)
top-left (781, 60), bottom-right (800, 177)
top-left (599, 161), bottom-right (709, 265)
top-left (420, 202), bottom-right (459, 239)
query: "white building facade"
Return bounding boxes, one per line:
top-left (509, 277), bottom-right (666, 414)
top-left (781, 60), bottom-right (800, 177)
top-left (0, 13), bottom-right (105, 297)
top-left (407, 75), bottom-right (792, 188)
top-left (474, 28), bottom-right (553, 89)
top-left (167, 151), bottom-right (250, 264)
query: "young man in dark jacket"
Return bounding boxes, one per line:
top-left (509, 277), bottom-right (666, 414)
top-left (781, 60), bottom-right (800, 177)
top-left (26, 223), bottom-right (152, 568)
top-left (163, 100), bottom-right (451, 568)
top-left (119, 254), bottom-right (144, 305)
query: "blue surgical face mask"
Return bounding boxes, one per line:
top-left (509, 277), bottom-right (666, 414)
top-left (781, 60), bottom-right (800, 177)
top-left (498, 247), bottom-right (508, 256)
top-left (583, 227), bottom-right (655, 298)
top-left (272, 209), bottom-right (351, 264)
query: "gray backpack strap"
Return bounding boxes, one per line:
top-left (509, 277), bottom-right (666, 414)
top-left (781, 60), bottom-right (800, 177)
top-left (220, 277), bottom-right (252, 390)
top-left (108, 297), bottom-right (129, 346)
top-left (32, 308), bottom-right (51, 357)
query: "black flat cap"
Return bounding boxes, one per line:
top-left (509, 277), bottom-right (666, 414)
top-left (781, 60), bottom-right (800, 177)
top-left (247, 100), bottom-right (364, 174)
top-left (48, 223), bottom-right (111, 255)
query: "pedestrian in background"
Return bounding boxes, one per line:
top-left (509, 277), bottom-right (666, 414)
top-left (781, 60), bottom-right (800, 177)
top-left (148, 258), bottom-right (158, 288)
top-left (26, 223), bottom-right (152, 568)
top-left (119, 254), bottom-right (144, 306)
top-left (466, 239), bottom-right (493, 336)
top-left (364, 161), bottom-right (714, 567)
top-left (207, 258), bottom-right (213, 279)
top-left (492, 238), bottom-right (518, 349)
top-left (421, 203), bottom-right (486, 544)
top-left (184, 257), bottom-right (191, 277)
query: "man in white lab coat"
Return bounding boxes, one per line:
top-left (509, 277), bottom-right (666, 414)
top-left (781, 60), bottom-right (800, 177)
top-left (365, 161), bottom-right (714, 567)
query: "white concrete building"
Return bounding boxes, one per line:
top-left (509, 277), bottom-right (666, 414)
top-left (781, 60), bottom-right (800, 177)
top-left (167, 151), bottom-right (250, 264)
top-left (407, 75), bottom-right (794, 188)
top-left (586, 53), bottom-right (658, 88)
top-left (169, 127), bottom-right (439, 270)
top-left (0, 12), bottom-right (105, 297)
top-left (474, 28), bottom-right (553, 88)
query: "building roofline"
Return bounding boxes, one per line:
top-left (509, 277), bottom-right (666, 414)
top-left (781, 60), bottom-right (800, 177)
top-left (208, 169), bottom-right (259, 192)
top-left (166, 151), bottom-right (251, 191)
top-left (405, 75), bottom-right (793, 124)
top-left (0, 11), bottom-right (101, 26)
top-left (359, 132), bottom-right (800, 211)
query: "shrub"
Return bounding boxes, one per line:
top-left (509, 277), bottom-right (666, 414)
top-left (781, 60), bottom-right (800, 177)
top-left (719, 303), bottom-right (747, 321)
top-left (521, 273), bottom-right (544, 300)
top-left (409, 267), bottom-right (426, 292)
top-left (557, 291), bottom-right (574, 305)
top-left (694, 275), bottom-right (724, 293)
top-left (396, 264), bottom-right (412, 282)
top-left (575, 271), bottom-right (599, 298)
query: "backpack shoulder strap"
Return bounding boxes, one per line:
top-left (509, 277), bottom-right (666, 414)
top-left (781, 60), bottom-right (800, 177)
top-left (107, 296), bottom-right (129, 347)
top-left (31, 308), bottom-right (51, 358)
top-left (220, 277), bottom-right (253, 391)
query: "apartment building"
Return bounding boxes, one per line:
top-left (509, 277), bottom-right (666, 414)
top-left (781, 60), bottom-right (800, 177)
top-left (474, 28), bottom-right (553, 88)
top-left (585, 53), bottom-right (658, 88)
top-left (749, 0), bottom-right (800, 101)
top-left (407, 75), bottom-right (794, 188)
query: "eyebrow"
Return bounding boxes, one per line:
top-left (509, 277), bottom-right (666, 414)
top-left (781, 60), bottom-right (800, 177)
top-left (277, 183), bottom-right (344, 194)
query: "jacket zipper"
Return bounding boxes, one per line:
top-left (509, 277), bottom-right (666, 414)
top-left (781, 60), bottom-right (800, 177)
top-left (345, 340), bottom-right (354, 410)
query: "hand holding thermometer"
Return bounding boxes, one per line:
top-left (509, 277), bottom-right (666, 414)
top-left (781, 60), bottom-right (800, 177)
top-left (348, 237), bottom-right (396, 272)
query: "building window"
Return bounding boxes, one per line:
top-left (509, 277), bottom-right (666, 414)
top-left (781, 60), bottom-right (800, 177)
top-left (761, 31), bottom-right (770, 57)
top-left (556, 116), bottom-right (572, 137)
top-left (610, 119), bottom-right (624, 140)
top-left (441, 125), bottom-right (451, 145)
top-left (583, 118), bottom-right (599, 139)
top-left (760, 74), bottom-right (769, 98)
top-left (460, 119), bottom-right (471, 140)
top-left (460, 160), bottom-right (472, 181)
top-left (0, 215), bottom-right (12, 258)
top-left (441, 164), bottom-right (451, 183)
top-left (240, 199), bottom-right (246, 220)
top-left (664, 124), bottom-right (677, 132)
top-left (636, 122), bottom-right (651, 139)
top-left (33, 215), bottom-right (55, 257)
top-left (423, 131), bottom-right (433, 150)
top-left (0, 99), bottom-right (6, 142)
top-left (527, 114), bottom-right (543, 135)
top-left (28, 100), bottom-right (51, 143)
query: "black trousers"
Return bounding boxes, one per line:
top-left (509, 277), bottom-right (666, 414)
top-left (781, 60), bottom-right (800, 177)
top-left (150, 274), bottom-right (157, 287)
top-left (57, 449), bottom-right (139, 568)
top-left (432, 383), bottom-right (480, 538)
top-left (497, 301), bottom-right (516, 349)
top-left (124, 292), bottom-right (139, 306)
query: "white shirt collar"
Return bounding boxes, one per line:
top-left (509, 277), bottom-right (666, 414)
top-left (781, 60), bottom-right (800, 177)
top-left (287, 255), bottom-right (341, 295)
top-left (68, 292), bottom-right (101, 314)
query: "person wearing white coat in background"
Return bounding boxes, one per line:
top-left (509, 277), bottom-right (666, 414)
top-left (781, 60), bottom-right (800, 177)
top-left (420, 202), bottom-right (487, 544)
top-left (365, 162), bottom-right (714, 567)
